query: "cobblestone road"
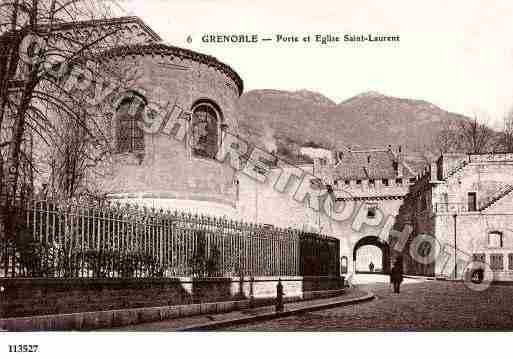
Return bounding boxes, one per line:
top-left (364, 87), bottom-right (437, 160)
top-left (223, 277), bottom-right (513, 331)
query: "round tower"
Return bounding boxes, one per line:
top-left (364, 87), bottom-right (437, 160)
top-left (101, 43), bottom-right (243, 218)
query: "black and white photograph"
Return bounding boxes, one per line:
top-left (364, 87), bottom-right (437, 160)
top-left (0, 0), bottom-right (512, 357)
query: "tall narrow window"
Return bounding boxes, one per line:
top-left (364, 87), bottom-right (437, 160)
top-left (116, 92), bottom-right (146, 153)
top-left (468, 192), bottom-right (477, 212)
top-left (191, 102), bottom-right (220, 159)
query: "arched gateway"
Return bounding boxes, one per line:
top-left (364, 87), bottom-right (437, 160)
top-left (352, 236), bottom-right (390, 274)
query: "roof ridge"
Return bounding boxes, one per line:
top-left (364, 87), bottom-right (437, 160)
top-left (36, 16), bottom-right (161, 41)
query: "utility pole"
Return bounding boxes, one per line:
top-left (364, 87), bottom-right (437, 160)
top-left (453, 213), bottom-right (457, 279)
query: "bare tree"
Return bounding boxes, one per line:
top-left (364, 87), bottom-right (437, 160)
top-left (434, 119), bottom-right (461, 153)
top-left (456, 116), bottom-right (494, 154)
top-left (498, 108), bottom-right (513, 152)
top-left (0, 0), bottom-right (141, 242)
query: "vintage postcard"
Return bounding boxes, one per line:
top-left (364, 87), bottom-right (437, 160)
top-left (0, 0), bottom-right (512, 357)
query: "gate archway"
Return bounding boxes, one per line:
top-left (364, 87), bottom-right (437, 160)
top-left (352, 236), bottom-right (390, 274)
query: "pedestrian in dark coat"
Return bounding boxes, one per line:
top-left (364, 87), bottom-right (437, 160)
top-left (390, 258), bottom-right (403, 294)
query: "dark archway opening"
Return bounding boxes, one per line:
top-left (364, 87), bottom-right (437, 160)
top-left (353, 236), bottom-right (390, 274)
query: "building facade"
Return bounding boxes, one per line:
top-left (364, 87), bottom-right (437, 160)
top-left (101, 42), bottom-right (243, 220)
top-left (9, 15), bottom-right (513, 282)
top-left (237, 145), bottom-right (418, 275)
top-left (394, 152), bottom-right (513, 281)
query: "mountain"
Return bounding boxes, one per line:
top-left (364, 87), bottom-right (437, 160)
top-left (237, 89), bottom-right (470, 165)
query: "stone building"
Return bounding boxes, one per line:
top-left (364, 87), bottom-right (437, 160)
top-left (394, 152), bottom-right (513, 281)
top-left (101, 42), bottom-right (243, 219)
top-left (2, 15), bottom-right (244, 218)
top-left (14, 14), bottom-right (513, 283)
top-left (237, 145), bottom-right (418, 275)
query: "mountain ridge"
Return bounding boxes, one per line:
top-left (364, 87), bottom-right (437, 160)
top-left (238, 89), bottom-right (468, 151)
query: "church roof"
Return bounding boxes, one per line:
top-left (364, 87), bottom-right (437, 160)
top-left (0, 16), bottom-right (161, 41)
top-left (333, 148), bottom-right (415, 180)
top-left (41, 16), bottom-right (161, 41)
top-left (101, 43), bottom-right (244, 96)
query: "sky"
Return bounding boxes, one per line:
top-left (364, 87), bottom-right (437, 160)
top-left (114, 0), bottom-right (513, 129)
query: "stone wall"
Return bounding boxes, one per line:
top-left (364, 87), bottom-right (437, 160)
top-left (0, 276), bottom-right (344, 319)
top-left (101, 45), bottom-right (243, 218)
top-left (237, 165), bottom-right (408, 274)
top-left (394, 153), bottom-right (513, 280)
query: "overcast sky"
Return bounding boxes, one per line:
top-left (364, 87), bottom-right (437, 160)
top-left (117, 0), bottom-right (513, 128)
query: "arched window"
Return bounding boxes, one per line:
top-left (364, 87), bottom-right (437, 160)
top-left (115, 92), bottom-right (146, 153)
top-left (190, 102), bottom-right (221, 159)
top-left (488, 231), bottom-right (503, 248)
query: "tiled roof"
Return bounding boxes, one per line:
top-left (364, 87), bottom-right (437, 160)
top-left (40, 16), bottom-right (161, 42)
top-left (0, 16), bottom-right (161, 41)
top-left (333, 149), bottom-right (416, 180)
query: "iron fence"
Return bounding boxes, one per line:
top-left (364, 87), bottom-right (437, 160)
top-left (0, 199), bottom-right (340, 278)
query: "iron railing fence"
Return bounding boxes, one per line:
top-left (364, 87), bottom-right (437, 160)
top-left (0, 199), bottom-right (340, 278)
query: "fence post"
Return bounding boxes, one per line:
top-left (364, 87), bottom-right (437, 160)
top-left (276, 278), bottom-right (284, 312)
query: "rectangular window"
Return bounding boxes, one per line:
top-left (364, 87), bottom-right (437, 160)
top-left (396, 178), bottom-right (403, 185)
top-left (509, 254), bottom-right (513, 270)
top-left (367, 203), bottom-right (378, 218)
top-left (472, 253), bottom-right (485, 263)
top-left (382, 179), bottom-right (389, 186)
top-left (488, 232), bottom-right (503, 248)
top-left (344, 180), bottom-right (350, 185)
top-left (356, 179), bottom-right (362, 185)
top-left (468, 192), bottom-right (477, 212)
top-left (490, 254), bottom-right (504, 271)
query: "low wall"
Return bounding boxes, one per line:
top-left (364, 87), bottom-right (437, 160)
top-left (0, 276), bottom-right (344, 319)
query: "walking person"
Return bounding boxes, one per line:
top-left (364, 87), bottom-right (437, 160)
top-left (390, 258), bottom-right (403, 294)
top-left (369, 261), bottom-right (375, 272)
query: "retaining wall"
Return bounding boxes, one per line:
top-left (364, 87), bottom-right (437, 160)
top-left (0, 276), bottom-right (344, 319)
